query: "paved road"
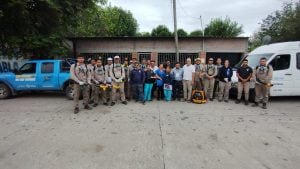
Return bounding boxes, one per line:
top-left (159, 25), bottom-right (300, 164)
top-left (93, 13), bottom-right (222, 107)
top-left (0, 93), bottom-right (300, 169)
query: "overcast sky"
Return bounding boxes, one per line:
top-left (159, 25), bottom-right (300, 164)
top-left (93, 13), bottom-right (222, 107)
top-left (108, 0), bottom-right (292, 37)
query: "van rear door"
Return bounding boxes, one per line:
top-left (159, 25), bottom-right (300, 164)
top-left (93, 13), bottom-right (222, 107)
top-left (294, 52), bottom-right (300, 95)
top-left (269, 54), bottom-right (293, 96)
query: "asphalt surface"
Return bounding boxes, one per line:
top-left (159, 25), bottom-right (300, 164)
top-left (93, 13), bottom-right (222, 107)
top-left (0, 93), bottom-right (300, 169)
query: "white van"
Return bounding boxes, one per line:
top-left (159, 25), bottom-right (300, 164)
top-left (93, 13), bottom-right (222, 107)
top-left (231, 41), bottom-right (300, 99)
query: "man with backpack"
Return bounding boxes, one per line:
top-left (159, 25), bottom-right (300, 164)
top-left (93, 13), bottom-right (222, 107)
top-left (252, 57), bottom-right (273, 109)
top-left (70, 55), bottom-right (92, 114)
top-left (104, 58), bottom-right (113, 105)
top-left (203, 58), bottom-right (218, 101)
top-left (92, 59), bottom-right (107, 107)
top-left (236, 59), bottom-right (253, 105)
top-left (110, 56), bottom-right (127, 106)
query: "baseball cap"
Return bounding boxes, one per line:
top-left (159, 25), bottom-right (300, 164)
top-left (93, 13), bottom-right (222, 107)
top-left (107, 58), bottom-right (112, 61)
top-left (114, 56), bottom-right (120, 59)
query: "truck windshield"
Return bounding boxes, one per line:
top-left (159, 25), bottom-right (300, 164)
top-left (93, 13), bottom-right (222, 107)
top-left (235, 53), bottom-right (274, 68)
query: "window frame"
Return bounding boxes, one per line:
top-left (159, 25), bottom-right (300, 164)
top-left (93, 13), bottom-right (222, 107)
top-left (19, 63), bottom-right (37, 74)
top-left (270, 54), bottom-right (291, 71)
top-left (41, 62), bottom-right (54, 74)
top-left (297, 53), bottom-right (300, 69)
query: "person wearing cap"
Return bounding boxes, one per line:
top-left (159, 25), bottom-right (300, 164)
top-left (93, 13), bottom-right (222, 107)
top-left (110, 56), bottom-right (127, 106)
top-left (203, 58), bottom-right (218, 101)
top-left (91, 59), bottom-right (108, 107)
top-left (70, 55), bottom-right (92, 114)
top-left (127, 57), bottom-right (137, 101)
top-left (236, 59), bottom-right (253, 105)
top-left (213, 58), bottom-right (223, 99)
top-left (194, 58), bottom-right (204, 90)
top-left (87, 59), bottom-right (96, 104)
top-left (104, 57), bottom-right (113, 105)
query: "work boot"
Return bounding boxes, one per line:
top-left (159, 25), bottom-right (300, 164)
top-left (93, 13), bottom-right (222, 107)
top-left (262, 103), bottom-right (267, 109)
top-left (235, 100), bottom-right (241, 104)
top-left (103, 102), bottom-right (108, 106)
top-left (245, 100), bottom-right (249, 105)
top-left (209, 98), bottom-right (213, 101)
top-left (252, 102), bottom-right (259, 107)
top-left (74, 107), bottom-right (79, 114)
top-left (93, 103), bottom-right (98, 107)
top-left (110, 102), bottom-right (115, 106)
top-left (84, 105), bottom-right (92, 110)
top-left (122, 101), bottom-right (128, 105)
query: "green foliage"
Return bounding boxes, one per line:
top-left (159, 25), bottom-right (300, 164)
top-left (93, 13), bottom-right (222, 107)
top-left (176, 29), bottom-right (188, 37)
top-left (204, 17), bottom-right (243, 37)
top-left (250, 1), bottom-right (300, 51)
top-left (190, 29), bottom-right (203, 37)
top-left (151, 25), bottom-right (172, 37)
top-left (136, 32), bottom-right (151, 37)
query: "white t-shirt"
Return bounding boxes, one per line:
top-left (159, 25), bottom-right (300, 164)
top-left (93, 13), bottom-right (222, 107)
top-left (183, 64), bottom-right (195, 80)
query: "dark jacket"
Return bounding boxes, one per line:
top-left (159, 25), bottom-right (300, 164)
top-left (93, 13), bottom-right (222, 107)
top-left (130, 68), bottom-right (145, 84)
top-left (218, 66), bottom-right (233, 82)
top-left (145, 69), bottom-right (156, 83)
top-left (163, 72), bottom-right (173, 85)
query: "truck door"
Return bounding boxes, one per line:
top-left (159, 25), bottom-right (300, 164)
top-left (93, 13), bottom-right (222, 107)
top-left (294, 52), bottom-right (300, 95)
top-left (269, 54), bottom-right (293, 96)
top-left (39, 61), bottom-right (58, 90)
top-left (14, 62), bottom-right (38, 90)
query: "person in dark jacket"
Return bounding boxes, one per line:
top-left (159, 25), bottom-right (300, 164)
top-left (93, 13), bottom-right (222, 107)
top-left (155, 64), bottom-right (166, 100)
top-left (218, 60), bottom-right (233, 102)
top-left (144, 64), bottom-right (156, 101)
top-left (163, 66), bottom-right (174, 101)
top-left (130, 63), bottom-right (145, 104)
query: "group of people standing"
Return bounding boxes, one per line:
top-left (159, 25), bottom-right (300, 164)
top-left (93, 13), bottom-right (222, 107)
top-left (70, 54), bottom-right (273, 114)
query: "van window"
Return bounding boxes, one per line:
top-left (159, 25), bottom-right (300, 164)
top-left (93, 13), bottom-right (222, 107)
top-left (19, 63), bottom-right (36, 74)
top-left (270, 55), bottom-right (291, 71)
top-left (297, 53), bottom-right (300, 69)
top-left (41, 62), bottom-right (54, 73)
top-left (61, 61), bottom-right (71, 72)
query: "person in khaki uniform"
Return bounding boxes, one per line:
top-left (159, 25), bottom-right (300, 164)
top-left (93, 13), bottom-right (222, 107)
top-left (236, 59), bottom-right (253, 105)
top-left (92, 59), bottom-right (107, 107)
top-left (70, 55), bottom-right (92, 114)
top-left (110, 56), bottom-right (127, 106)
top-left (104, 58), bottom-right (113, 104)
top-left (218, 60), bottom-right (233, 102)
top-left (194, 58), bottom-right (204, 90)
top-left (87, 59), bottom-right (96, 104)
top-left (252, 57), bottom-right (273, 109)
top-left (203, 58), bottom-right (218, 101)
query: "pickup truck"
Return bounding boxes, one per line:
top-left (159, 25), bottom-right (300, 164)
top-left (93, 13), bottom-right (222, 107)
top-left (0, 59), bottom-right (74, 99)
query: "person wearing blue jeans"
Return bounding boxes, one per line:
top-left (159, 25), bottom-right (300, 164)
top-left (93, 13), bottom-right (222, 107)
top-left (155, 64), bottom-right (166, 100)
top-left (144, 64), bottom-right (156, 101)
top-left (130, 63), bottom-right (145, 104)
top-left (163, 66), bottom-right (174, 101)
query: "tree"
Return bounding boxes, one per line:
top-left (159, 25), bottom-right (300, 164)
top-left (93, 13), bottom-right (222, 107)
top-left (204, 17), bottom-right (243, 37)
top-left (136, 32), bottom-right (151, 37)
top-left (151, 25), bottom-right (172, 37)
top-left (250, 1), bottom-right (300, 51)
top-left (100, 6), bottom-right (138, 37)
top-left (190, 29), bottom-right (203, 36)
top-left (176, 29), bottom-right (188, 37)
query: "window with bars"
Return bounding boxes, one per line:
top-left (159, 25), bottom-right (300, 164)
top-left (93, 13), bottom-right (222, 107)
top-left (80, 53), bottom-right (132, 65)
top-left (158, 53), bottom-right (199, 66)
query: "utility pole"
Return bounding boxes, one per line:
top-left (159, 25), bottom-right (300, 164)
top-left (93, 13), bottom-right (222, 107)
top-left (173, 0), bottom-right (179, 62)
top-left (200, 15), bottom-right (205, 51)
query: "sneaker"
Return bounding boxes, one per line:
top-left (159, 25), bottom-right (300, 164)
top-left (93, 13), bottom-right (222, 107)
top-left (245, 100), bottom-right (249, 105)
top-left (262, 103), bottom-right (267, 109)
top-left (111, 102), bottom-right (115, 106)
top-left (122, 101), bottom-right (127, 105)
top-left (218, 100), bottom-right (222, 102)
top-left (235, 100), bottom-right (241, 104)
top-left (142, 101), bottom-right (146, 105)
top-left (93, 103), bottom-right (98, 107)
top-left (84, 105), bottom-right (92, 110)
top-left (74, 107), bottom-right (79, 114)
top-left (103, 103), bottom-right (108, 106)
top-left (252, 102), bottom-right (259, 107)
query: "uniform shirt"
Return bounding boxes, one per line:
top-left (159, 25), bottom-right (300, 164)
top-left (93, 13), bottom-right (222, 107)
top-left (171, 67), bottom-right (184, 81)
top-left (194, 64), bottom-right (204, 82)
top-left (105, 64), bottom-right (112, 83)
top-left (203, 64), bottom-right (218, 79)
top-left (70, 63), bottom-right (91, 83)
top-left (93, 65), bottom-right (106, 83)
top-left (127, 64), bottom-right (135, 81)
top-left (254, 65), bottom-right (273, 84)
top-left (110, 63), bottom-right (125, 81)
top-left (237, 66), bottom-right (253, 82)
top-left (183, 64), bottom-right (195, 81)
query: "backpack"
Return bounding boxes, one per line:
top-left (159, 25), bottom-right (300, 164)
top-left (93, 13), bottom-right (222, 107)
top-left (192, 90), bottom-right (207, 104)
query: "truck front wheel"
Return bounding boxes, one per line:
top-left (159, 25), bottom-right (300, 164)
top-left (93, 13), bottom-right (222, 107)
top-left (0, 83), bottom-right (12, 99)
top-left (65, 85), bottom-right (74, 100)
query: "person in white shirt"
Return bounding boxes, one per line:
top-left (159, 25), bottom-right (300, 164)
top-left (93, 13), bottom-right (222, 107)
top-left (182, 58), bottom-right (195, 102)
